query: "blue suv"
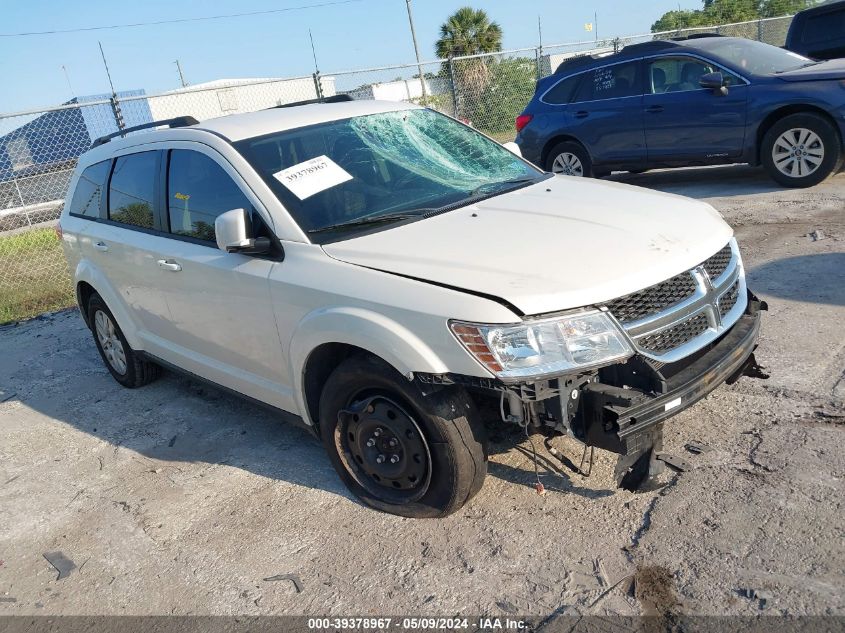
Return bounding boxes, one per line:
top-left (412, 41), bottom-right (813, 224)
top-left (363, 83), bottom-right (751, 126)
top-left (515, 36), bottom-right (845, 188)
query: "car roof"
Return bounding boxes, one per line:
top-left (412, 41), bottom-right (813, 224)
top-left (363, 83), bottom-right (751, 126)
top-left (198, 99), bottom-right (422, 142)
top-left (81, 99), bottom-right (422, 164)
top-left (552, 35), bottom-right (730, 76)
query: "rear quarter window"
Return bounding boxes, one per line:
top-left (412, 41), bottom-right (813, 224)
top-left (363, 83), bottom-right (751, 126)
top-left (68, 160), bottom-right (110, 218)
top-left (544, 75), bottom-right (581, 104)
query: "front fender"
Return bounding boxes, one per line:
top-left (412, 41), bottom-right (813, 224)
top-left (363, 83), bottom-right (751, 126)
top-left (74, 259), bottom-right (143, 351)
top-left (288, 306), bottom-right (452, 426)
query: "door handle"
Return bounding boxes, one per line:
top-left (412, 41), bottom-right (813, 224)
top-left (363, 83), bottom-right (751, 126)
top-left (645, 105), bottom-right (665, 114)
top-left (574, 110), bottom-right (589, 119)
top-left (93, 241), bottom-right (109, 252)
top-left (157, 259), bottom-right (182, 272)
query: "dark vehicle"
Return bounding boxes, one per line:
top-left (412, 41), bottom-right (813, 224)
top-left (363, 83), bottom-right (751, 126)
top-left (516, 36), bottom-right (845, 187)
top-left (786, 0), bottom-right (845, 61)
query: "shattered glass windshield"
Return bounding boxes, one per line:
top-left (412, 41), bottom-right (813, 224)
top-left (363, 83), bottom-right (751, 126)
top-left (234, 108), bottom-right (544, 240)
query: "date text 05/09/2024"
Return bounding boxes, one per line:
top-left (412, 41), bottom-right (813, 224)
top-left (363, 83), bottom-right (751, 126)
top-left (306, 617), bottom-right (528, 630)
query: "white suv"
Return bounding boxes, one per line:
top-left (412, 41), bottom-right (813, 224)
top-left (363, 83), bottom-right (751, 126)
top-left (60, 98), bottom-right (766, 517)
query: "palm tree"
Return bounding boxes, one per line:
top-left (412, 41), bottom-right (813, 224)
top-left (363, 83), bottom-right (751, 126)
top-left (436, 8), bottom-right (503, 119)
top-left (435, 7), bottom-right (502, 59)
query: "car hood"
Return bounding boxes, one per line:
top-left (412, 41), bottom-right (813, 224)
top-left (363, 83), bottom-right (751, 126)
top-left (775, 58), bottom-right (845, 82)
top-left (322, 176), bottom-right (733, 316)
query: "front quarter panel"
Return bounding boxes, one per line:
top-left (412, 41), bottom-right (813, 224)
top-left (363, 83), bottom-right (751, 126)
top-left (745, 80), bottom-right (845, 160)
top-left (270, 242), bottom-right (520, 426)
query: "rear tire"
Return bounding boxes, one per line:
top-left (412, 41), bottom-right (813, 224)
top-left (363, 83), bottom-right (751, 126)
top-left (546, 141), bottom-right (593, 178)
top-left (761, 113), bottom-right (842, 188)
top-left (87, 293), bottom-right (161, 388)
top-left (318, 354), bottom-right (487, 518)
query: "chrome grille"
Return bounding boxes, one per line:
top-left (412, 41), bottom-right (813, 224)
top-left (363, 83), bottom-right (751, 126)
top-left (604, 272), bottom-right (697, 324)
top-left (701, 244), bottom-right (732, 281)
top-left (604, 239), bottom-right (747, 362)
top-left (638, 313), bottom-right (710, 354)
top-left (718, 280), bottom-right (740, 318)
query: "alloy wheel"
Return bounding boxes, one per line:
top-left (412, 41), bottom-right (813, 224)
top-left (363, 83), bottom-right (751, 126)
top-left (94, 310), bottom-right (127, 375)
top-left (552, 152), bottom-right (584, 176)
top-left (772, 128), bottom-right (824, 179)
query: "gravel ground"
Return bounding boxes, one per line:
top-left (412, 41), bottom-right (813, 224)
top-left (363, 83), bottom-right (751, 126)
top-left (0, 165), bottom-right (843, 621)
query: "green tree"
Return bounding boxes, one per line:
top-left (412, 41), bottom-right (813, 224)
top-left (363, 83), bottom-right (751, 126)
top-left (651, 0), bottom-right (817, 32)
top-left (468, 57), bottom-right (536, 135)
top-left (435, 7), bottom-right (503, 58)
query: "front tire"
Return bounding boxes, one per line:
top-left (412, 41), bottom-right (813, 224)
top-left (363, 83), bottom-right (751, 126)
top-left (762, 113), bottom-right (842, 188)
top-left (87, 293), bottom-right (161, 388)
top-left (546, 141), bottom-right (593, 177)
top-left (318, 355), bottom-right (487, 518)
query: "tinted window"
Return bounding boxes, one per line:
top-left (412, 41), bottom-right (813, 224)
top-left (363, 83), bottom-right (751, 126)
top-left (648, 57), bottom-right (743, 94)
top-left (803, 11), bottom-right (845, 44)
top-left (108, 152), bottom-right (157, 229)
top-left (68, 160), bottom-right (110, 218)
top-left (572, 61), bottom-right (640, 102)
top-left (544, 75), bottom-right (581, 104)
top-left (167, 150), bottom-right (252, 242)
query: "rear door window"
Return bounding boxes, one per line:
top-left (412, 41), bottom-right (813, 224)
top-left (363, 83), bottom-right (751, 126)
top-left (68, 160), bottom-right (110, 218)
top-left (108, 152), bottom-right (158, 229)
top-left (166, 150), bottom-right (253, 242)
top-left (572, 61), bottom-right (641, 102)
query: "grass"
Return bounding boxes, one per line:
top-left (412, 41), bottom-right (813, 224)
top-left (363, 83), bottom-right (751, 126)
top-left (486, 130), bottom-right (517, 144)
top-left (0, 227), bottom-right (75, 324)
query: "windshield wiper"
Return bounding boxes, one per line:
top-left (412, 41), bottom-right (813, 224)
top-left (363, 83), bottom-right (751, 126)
top-left (469, 177), bottom-right (541, 197)
top-left (308, 212), bottom-right (424, 234)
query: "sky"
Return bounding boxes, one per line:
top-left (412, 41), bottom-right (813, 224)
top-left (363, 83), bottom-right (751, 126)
top-left (0, 0), bottom-right (703, 113)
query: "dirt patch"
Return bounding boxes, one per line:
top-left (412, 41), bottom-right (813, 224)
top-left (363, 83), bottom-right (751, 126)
top-left (634, 566), bottom-right (680, 618)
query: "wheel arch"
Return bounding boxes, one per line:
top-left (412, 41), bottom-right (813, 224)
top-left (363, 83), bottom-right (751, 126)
top-left (755, 105), bottom-right (841, 165)
top-left (75, 281), bottom-right (97, 328)
top-left (73, 260), bottom-right (143, 349)
top-left (541, 134), bottom-right (589, 169)
top-left (290, 307), bottom-right (453, 430)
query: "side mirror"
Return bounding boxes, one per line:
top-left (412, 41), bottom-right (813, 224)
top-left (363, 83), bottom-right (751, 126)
top-left (700, 72), bottom-right (728, 96)
top-left (502, 141), bottom-right (522, 157)
top-left (215, 208), bottom-right (270, 255)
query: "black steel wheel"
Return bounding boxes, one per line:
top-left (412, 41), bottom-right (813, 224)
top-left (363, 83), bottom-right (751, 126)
top-left (319, 354), bottom-right (487, 518)
top-left (337, 394), bottom-right (432, 503)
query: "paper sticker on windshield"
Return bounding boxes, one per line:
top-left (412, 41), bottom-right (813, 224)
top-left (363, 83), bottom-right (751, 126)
top-left (273, 155), bottom-right (352, 200)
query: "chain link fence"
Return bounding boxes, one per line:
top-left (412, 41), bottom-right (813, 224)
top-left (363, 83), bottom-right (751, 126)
top-left (0, 14), bottom-right (794, 323)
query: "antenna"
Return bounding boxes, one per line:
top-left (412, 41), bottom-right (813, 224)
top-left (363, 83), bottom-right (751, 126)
top-left (98, 41), bottom-right (125, 131)
top-left (309, 29), bottom-right (319, 73)
top-left (61, 65), bottom-right (75, 98)
top-left (174, 59), bottom-right (187, 87)
top-left (538, 15), bottom-right (543, 49)
top-left (98, 41), bottom-right (117, 95)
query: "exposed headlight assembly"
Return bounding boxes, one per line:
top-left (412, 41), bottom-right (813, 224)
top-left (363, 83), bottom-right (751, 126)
top-left (450, 310), bottom-right (633, 381)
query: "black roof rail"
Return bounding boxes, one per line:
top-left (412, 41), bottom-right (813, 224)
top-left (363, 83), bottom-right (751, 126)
top-left (669, 32), bottom-right (725, 41)
top-left (271, 94), bottom-right (355, 109)
top-left (553, 41), bottom-right (681, 75)
top-left (91, 115), bottom-right (199, 149)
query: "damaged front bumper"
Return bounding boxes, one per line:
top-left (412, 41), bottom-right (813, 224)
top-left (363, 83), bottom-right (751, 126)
top-left (418, 291), bottom-right (767, 487)
top-left (579, 291), bottom-right (766, 484)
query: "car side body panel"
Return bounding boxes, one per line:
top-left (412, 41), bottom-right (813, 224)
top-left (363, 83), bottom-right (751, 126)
top-left (517, 39), bottom-right (845, 172)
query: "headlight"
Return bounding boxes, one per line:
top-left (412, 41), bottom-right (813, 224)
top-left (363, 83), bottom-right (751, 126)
top-left (450, 310), bottom-right (633, 381)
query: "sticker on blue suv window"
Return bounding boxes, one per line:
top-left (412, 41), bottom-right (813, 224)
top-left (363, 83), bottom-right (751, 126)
top-left (273, 155), bottom-right (352, 200)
